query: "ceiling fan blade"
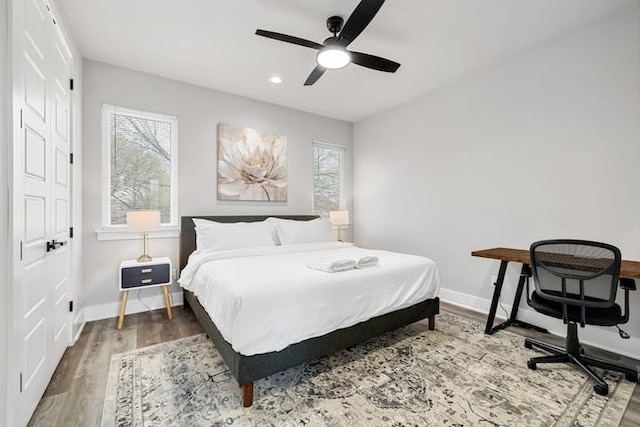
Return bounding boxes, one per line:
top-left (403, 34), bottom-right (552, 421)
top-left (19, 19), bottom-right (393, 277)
top-left (255, 29), bottom-right (323, 50)
top-left (304, 66), bottom-right (326, 86)
top-left (350, 51), bottom-right (400, 73)
top-left (338, 0), bottom-right (385, 46)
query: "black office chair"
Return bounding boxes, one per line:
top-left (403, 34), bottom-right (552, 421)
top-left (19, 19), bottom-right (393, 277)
top-left (524, 239), bottom-right (638, 396)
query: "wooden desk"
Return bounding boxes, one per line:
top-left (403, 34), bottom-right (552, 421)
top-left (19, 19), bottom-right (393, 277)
top-left (472, 247), bottom-right (640, 335)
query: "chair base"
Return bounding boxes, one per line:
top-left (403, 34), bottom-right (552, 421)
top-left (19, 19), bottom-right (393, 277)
top-left (524, 323), bottom-right (638, 396)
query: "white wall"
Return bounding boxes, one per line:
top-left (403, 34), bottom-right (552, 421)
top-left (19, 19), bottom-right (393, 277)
top-left (81, 60), bottom-right (353, 320)
top-left (354, 7), bottom-right (640, 358)
top-left (1, 0), bottom-right (9, 422)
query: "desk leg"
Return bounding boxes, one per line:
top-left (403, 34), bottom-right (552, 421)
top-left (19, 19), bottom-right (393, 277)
top-left (506, 264), bottom-right (548, 333)
top-left (162, 285), bottom-right (173, 320)
top-left (117, 291), bottom-right (129, 330)
top-left (485, 260), bottom-right (508, 335)
top-left (486, 263), bottom-right (549, 335)
top-left (509, 264), bottom-right (528, 322)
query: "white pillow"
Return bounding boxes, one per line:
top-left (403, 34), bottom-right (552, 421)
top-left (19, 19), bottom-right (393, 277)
top-left (267, 217), bottom-right (334, 245)
top-left (193, 218), bottom-right (276, 252)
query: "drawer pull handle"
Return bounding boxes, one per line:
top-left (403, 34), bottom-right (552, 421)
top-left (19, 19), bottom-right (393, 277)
top-left (141, 279), bottom-right (152, 284)
top-left (141, 268), bottom-right (152, 273)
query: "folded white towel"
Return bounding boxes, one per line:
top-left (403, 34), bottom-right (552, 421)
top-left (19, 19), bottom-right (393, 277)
top-left (307, 257), bottom-right (356, 273)
top-left (356, 256), bottom-right (379, 269)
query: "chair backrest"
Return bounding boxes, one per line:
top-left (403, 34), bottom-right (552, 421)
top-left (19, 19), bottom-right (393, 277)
top-left (530, 239), bottom-right (621, 312)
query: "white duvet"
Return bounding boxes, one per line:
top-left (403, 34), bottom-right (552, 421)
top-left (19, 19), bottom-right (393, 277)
top-left (178, 242), bottom-right (440, 356)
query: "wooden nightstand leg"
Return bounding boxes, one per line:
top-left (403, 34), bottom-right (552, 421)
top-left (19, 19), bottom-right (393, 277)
top-left (162, 285), bottom-right (173, 320)
top-left (117, 290), bottom-right (129, 330)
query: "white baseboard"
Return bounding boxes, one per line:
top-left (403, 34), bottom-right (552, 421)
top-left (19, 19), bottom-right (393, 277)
top-left (439, 286), bottom-right (640, 361)
top-left (83, 291), bottom-right (184, 323)
top-left (438, 287), bottom-right (503, 317)
top-left (72, 310), bottom-right (85, 344)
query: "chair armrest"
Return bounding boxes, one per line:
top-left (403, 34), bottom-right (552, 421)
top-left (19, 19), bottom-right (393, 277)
top-left (620, 278), bottom-right (636, 291)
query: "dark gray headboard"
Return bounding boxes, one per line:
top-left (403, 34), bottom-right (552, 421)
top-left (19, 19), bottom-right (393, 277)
top-left (179, 215), bottom-right (319, 271)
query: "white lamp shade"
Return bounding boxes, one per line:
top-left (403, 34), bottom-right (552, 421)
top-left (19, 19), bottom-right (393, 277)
top-left (316, 47), bottom-right (351, 70)
top-left (126, 210), bottom-right (161, 232)
top-left (329, 210), bottom-right (350, 226)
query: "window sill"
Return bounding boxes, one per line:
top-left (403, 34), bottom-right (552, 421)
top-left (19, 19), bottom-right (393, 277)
top-left (95, 226), bottom-right (180, 241)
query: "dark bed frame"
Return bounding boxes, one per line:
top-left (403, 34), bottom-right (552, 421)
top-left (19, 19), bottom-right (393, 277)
top-left (179, 215), bottom-right (440, 407)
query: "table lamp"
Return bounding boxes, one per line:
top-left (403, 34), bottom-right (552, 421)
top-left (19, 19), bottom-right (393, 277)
top-left (127, 210), bottom-right (161, 262)
top-left (329, 210), bottom-right (350, 242)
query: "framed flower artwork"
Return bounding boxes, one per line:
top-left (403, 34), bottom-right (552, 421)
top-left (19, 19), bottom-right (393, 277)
top-left (217, 123), bottom-right (288, 201)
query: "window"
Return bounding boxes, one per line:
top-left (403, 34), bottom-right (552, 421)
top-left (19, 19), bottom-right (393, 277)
top-left (312, 141), bottom-right (346, 216)
top-left (102, 104), bottom-right (178, 227)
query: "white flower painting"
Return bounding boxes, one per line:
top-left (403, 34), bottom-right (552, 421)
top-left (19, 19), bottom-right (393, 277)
top-left (217, 123), bottom-right (287, 201)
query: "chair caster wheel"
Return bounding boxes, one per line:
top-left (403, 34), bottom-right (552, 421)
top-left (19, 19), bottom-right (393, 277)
top-left (524, 341), bottom-right (533, 349)
top-left (527, 360), bottom-right (536, 370)
top-left (594, 384), bottom-right (609, 396)
top-left (625, 372), bottom-right (638, 382)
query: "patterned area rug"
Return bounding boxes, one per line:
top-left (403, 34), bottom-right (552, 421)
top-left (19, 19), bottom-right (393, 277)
top-left (101, 312), bottom-right (635, 426)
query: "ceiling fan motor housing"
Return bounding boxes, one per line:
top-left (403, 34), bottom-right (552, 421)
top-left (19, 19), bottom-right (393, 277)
top-left (326, 16), bottom-right (344, 35)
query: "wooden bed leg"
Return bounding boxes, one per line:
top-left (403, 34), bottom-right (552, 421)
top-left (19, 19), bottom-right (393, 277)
top-left (428, 314), bottom-right (436, 331)
top-left (242, 383), bottom-right (254, 407)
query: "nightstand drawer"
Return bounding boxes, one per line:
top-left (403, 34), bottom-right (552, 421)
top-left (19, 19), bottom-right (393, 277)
top-left (120, 264), bottom-right (170, 288)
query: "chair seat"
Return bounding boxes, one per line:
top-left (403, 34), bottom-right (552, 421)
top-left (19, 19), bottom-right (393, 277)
top-left (530, 291), bottom-right (622, 326)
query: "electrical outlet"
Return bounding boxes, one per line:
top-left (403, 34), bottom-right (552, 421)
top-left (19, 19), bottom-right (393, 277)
top-left (491, 275), bottom-right (498, 286)
top-left (172, 268), bottom-right (178, 281)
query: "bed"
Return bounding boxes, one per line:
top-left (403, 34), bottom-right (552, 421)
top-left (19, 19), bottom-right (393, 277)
top-left (179, 215), bottom-right (440, 407)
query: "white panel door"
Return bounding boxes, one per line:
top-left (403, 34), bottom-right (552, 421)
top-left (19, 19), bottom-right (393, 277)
top-left (49, 16), bottom-right (72, 361)
top-left (11, 0), bottom-right (73, 425)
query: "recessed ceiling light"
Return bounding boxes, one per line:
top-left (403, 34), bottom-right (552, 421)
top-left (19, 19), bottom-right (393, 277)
top-left (270, 76), bottom-right (283, 84)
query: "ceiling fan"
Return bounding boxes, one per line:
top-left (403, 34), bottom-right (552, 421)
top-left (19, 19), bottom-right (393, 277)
top-left (255, 0), bottom-right (400, 86)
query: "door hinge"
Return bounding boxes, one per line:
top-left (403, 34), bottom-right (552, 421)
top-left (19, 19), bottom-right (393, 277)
top-left (69, 226), bottom-right (74, 238)
top-left (19, 373), bottom-right (23, 393)
top-left (20, 241), bottom-right (23, 261)
top-left (70, 152), bottom-right (74, 164)
top-left (69, 300), bottom-right (74, 312)
top-left (69, 78), bottom-right (74, 91)
top-left (19, 109), bottom-right (23, 129)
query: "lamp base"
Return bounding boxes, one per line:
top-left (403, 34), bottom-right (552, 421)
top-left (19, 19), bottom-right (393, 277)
top-left (137, 254), bottom-right (153, 262)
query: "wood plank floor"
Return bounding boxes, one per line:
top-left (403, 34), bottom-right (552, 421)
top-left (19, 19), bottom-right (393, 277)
top-left (28, 303), bottom-right (640, 426)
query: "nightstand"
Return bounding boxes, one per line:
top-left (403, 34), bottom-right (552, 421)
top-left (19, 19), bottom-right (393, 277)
top-left (118, 257), bottom-right (173, 329)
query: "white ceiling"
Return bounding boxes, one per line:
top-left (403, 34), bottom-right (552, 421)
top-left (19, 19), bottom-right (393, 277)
top-left (56, 0), bottom-right (636, 122)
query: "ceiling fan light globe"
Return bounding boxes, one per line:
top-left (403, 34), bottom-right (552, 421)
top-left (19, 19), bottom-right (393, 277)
top-left (316, 47), bottom-right (351, 70)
